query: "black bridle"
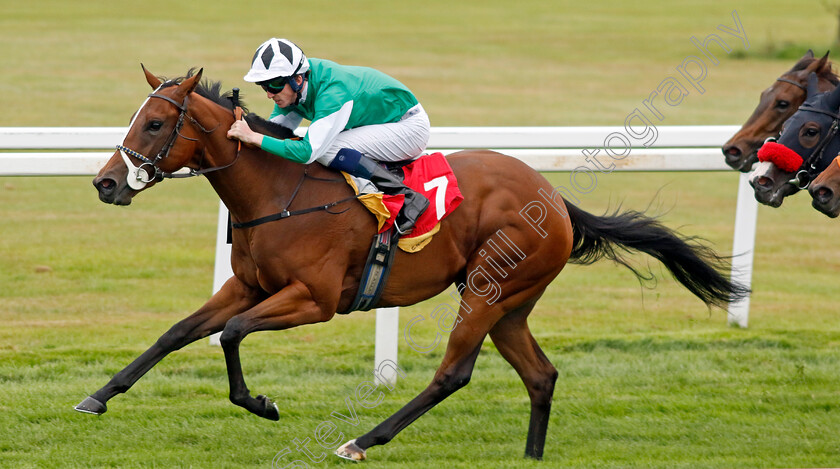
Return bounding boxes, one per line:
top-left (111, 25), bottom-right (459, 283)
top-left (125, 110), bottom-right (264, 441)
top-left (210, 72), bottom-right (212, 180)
top-left (776, 77), bottom-right (807, 91)
top-left (119, 88), bottom-right (360, 229)
top-left (117, 92), bottom-right (236, 185)
top-left (772, 76), bottom-right (840, 188)
top-left (786, 103), bottom-right (840, 189)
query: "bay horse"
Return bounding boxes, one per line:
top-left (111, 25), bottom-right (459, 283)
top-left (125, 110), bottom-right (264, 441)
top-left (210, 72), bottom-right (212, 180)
top-left (750, 73), bottom-right (840, 208)
top-left (78, 66), bottom-right (748, 461)
top-left (722, 50), bottom-right (837, 172)
top-left (809, 155), bottom-right (840, 217)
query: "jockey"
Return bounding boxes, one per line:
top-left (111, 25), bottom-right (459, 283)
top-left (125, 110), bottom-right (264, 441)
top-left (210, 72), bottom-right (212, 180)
top-left (227, 38), bottom-right (430, 234)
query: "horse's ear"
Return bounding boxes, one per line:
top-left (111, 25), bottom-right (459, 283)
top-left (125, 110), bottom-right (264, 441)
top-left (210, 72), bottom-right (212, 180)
top-left (804, 49), bottom-right (815, 59)
top-left (141, 63), bottom-right (162, 89)
top-left (807, 72), bottom-right (820, 98)
top-left (826, 80), bottom-right (840, 111)
top-left (815, 51), bottom-right (831, 74)
top-left (177, 68), bottom-right (203, 96)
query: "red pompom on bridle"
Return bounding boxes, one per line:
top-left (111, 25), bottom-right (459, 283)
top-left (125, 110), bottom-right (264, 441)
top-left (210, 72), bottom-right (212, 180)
top-left (757, 142), bottom-right (804, 173)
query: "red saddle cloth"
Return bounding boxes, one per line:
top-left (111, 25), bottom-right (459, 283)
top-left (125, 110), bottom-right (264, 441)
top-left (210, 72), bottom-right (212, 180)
top-left (380, 152), bottom-right (463, 237)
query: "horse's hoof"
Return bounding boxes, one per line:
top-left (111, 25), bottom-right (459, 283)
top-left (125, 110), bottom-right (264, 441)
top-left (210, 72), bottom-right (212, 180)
top-left (335, 439), bottom-right (366, 461)
top-left (256, 395), bottom-right (280, 421)
top-left (75, 396), bottom-right (107, 415)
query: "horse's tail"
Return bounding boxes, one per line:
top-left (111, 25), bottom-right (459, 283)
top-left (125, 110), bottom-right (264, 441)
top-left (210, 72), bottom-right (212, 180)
top-left (565, 202), bottom-right (750, 309)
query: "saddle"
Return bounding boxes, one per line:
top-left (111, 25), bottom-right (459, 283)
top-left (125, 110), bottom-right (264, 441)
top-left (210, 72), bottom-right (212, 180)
top-left (339, 152), bottom-right (463, 314)
top-left (345, 152), bottom-right (464, 252)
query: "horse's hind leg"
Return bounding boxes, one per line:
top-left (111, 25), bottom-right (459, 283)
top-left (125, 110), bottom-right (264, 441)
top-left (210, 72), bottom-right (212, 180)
top-left (338, 299), bottom-right (491, 461)
top-left (338, 286), bottom-right (554, 461)
top-left (488, 296), bottom-right (558, 460)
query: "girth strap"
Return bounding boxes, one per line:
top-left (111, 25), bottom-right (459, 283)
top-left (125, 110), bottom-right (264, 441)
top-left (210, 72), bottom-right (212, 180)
top-left (338, 228), bottom-right (400, 314)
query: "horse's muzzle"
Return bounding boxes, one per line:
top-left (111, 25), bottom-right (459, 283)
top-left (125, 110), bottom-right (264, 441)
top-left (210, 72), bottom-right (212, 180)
top-left (93, 176), bottom-right (132, 205)
top-left (749, 173), bottom-right (785, 207)
top-left (722, 144), bottom-right (755, 172)
top-left (810, 183), bottom-right (840, 217)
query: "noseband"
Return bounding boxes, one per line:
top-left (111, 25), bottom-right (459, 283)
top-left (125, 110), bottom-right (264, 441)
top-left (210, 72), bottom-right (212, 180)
top-left (117, 91), bottom-right (236, 189)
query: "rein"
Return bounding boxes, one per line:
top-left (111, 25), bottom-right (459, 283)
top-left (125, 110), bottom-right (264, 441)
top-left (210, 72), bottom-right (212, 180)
top-left (121, 87), bottom-right (360, 229)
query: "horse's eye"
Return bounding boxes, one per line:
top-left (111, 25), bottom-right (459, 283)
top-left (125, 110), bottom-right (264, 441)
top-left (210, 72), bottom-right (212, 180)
top-left (806, 128), bottom-right (819, 137)
top-left (776, 100), bottom-right (790, 110)
top-left (148, 121), bottom-right (163, 132)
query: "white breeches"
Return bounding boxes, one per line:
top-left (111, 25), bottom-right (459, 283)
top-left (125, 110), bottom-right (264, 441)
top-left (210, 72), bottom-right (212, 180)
top-left (315, 104), bottom-right (430, 166)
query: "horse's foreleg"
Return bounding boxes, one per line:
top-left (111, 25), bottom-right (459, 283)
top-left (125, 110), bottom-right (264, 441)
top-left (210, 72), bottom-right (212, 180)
top-left (75, 276), bottom-right (263, 415)
top-left (218, 280), bottom-right (334, 420)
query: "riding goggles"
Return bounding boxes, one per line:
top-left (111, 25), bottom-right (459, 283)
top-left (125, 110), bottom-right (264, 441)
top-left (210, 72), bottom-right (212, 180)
top-left (258, 77), bottom-right (288, 93)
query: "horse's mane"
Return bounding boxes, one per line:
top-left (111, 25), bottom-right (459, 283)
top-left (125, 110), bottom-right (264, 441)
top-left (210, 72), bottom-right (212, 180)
top-left (159, 68), bottom-right (296, 140)
top-left (790, 51), bottom-right (840, 86)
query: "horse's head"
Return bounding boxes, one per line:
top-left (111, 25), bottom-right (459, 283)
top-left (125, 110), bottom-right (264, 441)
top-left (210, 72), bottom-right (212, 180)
top-left (749, 72), bottom-right (840, 207)
top-left (722, 50), bottom-right (836, 172)
top-left (809, 156), bottom-right (840, 217)
top-left (93, 66), bottom-right (208, 205)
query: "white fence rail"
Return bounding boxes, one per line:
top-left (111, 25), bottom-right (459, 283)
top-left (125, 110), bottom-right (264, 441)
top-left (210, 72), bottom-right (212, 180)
top-left (0, 126), bottom-right (756, 381)
top-left (1, 126), bottom-right (739, 174)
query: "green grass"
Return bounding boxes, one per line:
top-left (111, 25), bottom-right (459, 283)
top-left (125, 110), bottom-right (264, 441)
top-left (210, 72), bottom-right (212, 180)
top-left (2, 174), bottom-right (839, 469)
top-left (1, 0), bottom-right (838, 127)
top-left (3, 1), bottom-right (840, 468)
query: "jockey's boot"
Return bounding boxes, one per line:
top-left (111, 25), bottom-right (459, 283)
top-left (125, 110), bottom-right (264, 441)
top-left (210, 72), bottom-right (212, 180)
top-left (330, 148), bottom-right (430, 234)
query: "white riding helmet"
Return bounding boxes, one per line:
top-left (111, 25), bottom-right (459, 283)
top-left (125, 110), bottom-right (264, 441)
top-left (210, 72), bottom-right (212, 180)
top-left (244, 38), bottom-right (310, 83)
